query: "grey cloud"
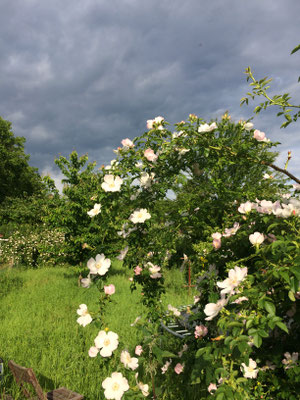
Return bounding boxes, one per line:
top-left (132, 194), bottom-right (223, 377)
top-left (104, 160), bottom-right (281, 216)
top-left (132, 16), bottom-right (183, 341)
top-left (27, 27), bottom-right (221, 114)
top-left (0, 0), bottom-right (299, 181)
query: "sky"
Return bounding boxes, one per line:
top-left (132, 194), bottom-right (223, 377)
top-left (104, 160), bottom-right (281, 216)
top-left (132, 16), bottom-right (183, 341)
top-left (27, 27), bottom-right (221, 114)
top-left (1, 0), bottom-right (299, 190)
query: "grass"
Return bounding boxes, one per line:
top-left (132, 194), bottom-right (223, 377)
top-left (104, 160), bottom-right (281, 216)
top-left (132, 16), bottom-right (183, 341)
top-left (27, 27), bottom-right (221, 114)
top-left (0, 261), bottom-right (196, 399)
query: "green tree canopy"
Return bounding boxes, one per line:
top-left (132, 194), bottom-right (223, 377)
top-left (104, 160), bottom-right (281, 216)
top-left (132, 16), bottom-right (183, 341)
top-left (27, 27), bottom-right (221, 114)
top-left (0, 116), bottom-right (43, 203)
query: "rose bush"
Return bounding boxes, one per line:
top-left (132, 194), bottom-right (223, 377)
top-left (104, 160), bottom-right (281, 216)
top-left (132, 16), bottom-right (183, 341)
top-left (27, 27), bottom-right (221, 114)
top-left (0, 227), bottom-right (66, 267)
top-left (75, 114), bottom-right (299, 399)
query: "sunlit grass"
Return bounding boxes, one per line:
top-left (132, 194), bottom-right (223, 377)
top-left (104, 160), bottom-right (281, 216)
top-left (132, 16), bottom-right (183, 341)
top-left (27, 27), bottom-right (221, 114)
top-left (0, 262), bottom-right (196, 399)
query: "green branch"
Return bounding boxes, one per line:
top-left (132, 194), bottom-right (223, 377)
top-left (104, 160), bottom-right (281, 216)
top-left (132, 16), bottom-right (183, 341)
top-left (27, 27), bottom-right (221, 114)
top-left (240, 44), bottom-right (300, 128)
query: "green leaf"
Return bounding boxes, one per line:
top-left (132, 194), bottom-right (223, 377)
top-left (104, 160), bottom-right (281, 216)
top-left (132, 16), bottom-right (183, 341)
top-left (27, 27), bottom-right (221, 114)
top-left (235, 335), bottom-right (250, 342)
top-left (154, 386), bottom-right (162, 396)
top-left (290, 266), bottom-right (300, 281)
top-left (248, 328), bottom-right (257, 336)
top-left (161, 350), bottom-right (177, 358)
top-left (237, 342), bottom-right (248, 353)
top-left (258, 329), bottom-right (269, 338)
top-left (227, 321), bottom-right (243, 328)
top-left (264, 301), bottom-right (276, 316)
top-left (279, 270), bottom-right (290, 284)
top-left (236, 377), bottom-right (248, 384)
top-left (291, 43), bottom-right (300, 54)
top-left (224, 336), bottom-right (233, 345)
top-left (196, 347), bottom-right (207, 358)
top-left (152, 345), bottom-right (163, 363)
top-left (288, 290), bottom-right (296, 302)
top-left (276, 321), bottom-right (289, 333)
top-left (281, 121), bottom-right (291, 128)
top-left (246, 319), bottom-right (253, 329)
top-left (285, 113), bottom-right (292, 122)
top-left (215, 367), bottom-right (226, 376)
top-left (253, 333), bottom-right (262, 348)
top-left (267, 222), bottom-right (279, 232)
top-left (291, 277), bottom-right (299, 293)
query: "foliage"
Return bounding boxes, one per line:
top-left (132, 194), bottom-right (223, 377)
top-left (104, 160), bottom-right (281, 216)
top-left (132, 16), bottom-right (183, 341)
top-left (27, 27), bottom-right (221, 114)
top-left (0, 227), bottom-right (66, 268)
top-left (0, 116), bottom-right (43, 204)
top-left (0, 178), bottom-right (58, 236)
top-left (0, 173), bottom-right (63, 268)
top-left (72, 112), bottom-right (299, 399)
top-left (240, 43), bottom-right (300, 128)
top-left (187, 208), bottom-right (300, 399)
top-left (87, 115), bottom-right (286, 280)
top-left (0, 194), bottom-right (44, 233)
top-left (43, 151), bottom-right (105, 264)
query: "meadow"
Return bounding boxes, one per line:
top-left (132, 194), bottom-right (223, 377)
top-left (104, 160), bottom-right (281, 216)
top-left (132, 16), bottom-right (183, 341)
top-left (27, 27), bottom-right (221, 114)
top-left (0, 261), bottom-right (195, 399)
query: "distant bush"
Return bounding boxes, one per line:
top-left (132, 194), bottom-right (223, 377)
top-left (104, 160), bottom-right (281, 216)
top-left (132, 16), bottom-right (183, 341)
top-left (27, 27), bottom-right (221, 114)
top-left (0, 227), bottom-right (66, 268)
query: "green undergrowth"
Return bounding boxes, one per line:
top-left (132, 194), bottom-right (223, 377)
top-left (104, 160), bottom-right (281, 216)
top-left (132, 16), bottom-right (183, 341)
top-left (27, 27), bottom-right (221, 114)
top-left (0, 261), bottom-right (196, 399)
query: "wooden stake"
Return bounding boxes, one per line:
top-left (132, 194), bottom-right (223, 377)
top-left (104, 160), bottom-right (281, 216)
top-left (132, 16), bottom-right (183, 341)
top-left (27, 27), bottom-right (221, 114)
top-left (181, 259), bottom-right (195, 296)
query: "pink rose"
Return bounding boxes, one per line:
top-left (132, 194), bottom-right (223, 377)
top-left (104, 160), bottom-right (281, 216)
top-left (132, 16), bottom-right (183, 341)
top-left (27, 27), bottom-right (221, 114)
top-left (233, 296), bottom-right (248, 304)
top-left (212, 234), bottom-right (222, 249)
top-left (147, 119), bottom-right (154, 129)
top-left (104, 284), bottom-right (115, 295)
top-left (161, 359), bottom-right (172, 374)
top-left (135, 345), bottom-right (143, 356)
top-left (253, 129), bottom-right (268, 142)
top-left (144, 148), bottom-right (158, 162)
top-left (208, 383), bottom-right (217, 394)
top-left (174, 363), bottom-right (184, 374)
top-left (134, 266), bottom-right (142, 275)
top-left (194, 325), bottom-right (208, 339)
top-left (212, 238), bottom-right (221, 249)
top-left (267, 233), bottom-right (277, 243)
top-left (88, 346), bottom-right (99, 357)
top-left (147, 116), bottom-right (164, 129)
top-left (121, 138), bottom-right (134, 148)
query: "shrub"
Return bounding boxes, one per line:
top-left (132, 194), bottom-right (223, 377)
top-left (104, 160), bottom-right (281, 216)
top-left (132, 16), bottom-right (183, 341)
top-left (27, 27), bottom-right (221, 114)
top-left (1, 227), bottom-right (66, 268)
top-left (73, 113), bottom-right (299, 399)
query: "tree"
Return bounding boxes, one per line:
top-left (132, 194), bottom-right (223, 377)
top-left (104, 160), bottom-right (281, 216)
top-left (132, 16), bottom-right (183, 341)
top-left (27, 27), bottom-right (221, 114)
top-left (44, 151), bottom-right (103, 264)
top-left (0, 117), bottom-right (43, 203)
top-left (0, 175), bottom-right (59, 236)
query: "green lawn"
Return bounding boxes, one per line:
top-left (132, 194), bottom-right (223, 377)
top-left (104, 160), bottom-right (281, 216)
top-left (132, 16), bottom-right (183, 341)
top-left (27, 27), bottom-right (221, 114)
top-left (0, 262), bottom-right (196, 399)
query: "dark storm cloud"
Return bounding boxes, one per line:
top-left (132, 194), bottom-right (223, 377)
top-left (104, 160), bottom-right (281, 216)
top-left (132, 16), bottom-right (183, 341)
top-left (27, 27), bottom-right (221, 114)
top-left (0, 0), bottom-right (299, 188)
